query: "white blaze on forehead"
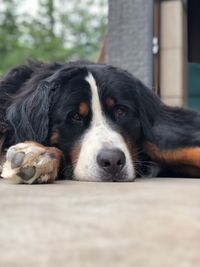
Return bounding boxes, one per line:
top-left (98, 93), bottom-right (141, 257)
top-left (85, 72), bottom-right (104, 124)
top-left (73, 72), bottom-right (135, 181)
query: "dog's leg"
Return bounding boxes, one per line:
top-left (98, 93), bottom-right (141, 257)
top-left (1, 141), bottom-right (63, 184)
top-left (144, 142), bottom-right (200, 177)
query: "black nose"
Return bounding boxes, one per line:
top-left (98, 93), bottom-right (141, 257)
top-left (97, 148), bottom-right (126, 175)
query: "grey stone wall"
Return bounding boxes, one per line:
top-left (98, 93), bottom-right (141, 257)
top-left (107, 0), bottom-right (153, 87)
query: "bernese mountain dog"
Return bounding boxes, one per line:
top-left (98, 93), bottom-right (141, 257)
top-left (0, 61), bottom-right (200, 184)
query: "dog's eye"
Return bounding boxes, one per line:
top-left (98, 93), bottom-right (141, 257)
top-left (114, 106), bottom-right (128, 119)
top-left (69, 112), bottom-right (83, 125)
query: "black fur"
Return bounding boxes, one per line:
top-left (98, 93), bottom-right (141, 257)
top-left (1, 61), bottom-right (200, 178)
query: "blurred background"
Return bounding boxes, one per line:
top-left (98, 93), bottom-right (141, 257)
top-left (0, 0), bottom-right (107, 74)
top-left (1, 0), bottom-right (200, 110)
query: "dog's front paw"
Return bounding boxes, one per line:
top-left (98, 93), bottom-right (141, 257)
top-left (1, 142), bottom-right (62, 184)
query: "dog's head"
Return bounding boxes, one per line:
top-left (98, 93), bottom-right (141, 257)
top-left (7, 62), bottom-right (161, 181)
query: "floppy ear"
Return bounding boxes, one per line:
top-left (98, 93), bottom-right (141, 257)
top-left (7, 79), bottom-right (55, 143)
top-left (7, 66), bottom-right (88, 143)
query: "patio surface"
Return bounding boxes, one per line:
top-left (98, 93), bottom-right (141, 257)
top-left (0, 178), bottom-right (200, 267)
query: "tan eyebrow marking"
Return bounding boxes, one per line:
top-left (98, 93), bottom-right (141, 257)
top-left (79, 102), bottom-right (89, 117)
top-left (106, 97), bottom-right (116, 108)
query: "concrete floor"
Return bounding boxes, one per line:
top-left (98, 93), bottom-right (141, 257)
top-left (1, 178), bottom-right (200, 267)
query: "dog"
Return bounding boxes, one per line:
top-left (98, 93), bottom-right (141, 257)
top-left (1, 61), bottom-right (200, 184)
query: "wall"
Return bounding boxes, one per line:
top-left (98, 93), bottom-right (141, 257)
top-left (107, 0), bottom-right (153, 88)
top-left (160, 0), bottom-right (187, 106)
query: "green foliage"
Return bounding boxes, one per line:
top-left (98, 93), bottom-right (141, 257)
top-left (0, 0), bottom-right (107, 75)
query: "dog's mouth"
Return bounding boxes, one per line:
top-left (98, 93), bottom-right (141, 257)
top-left (68, 146), bottom-right (135, 182)
top-left (68, 127), bottom-right (136, 182)
top-left (72, 171), bottom-right (135, 182)
top-left (98, 172), bottom-right (135, 182)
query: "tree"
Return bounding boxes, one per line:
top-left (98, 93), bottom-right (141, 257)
top-left (0, 0), bottom-right (27, 74)
top-left (59, 0), bottom-right (107, 60)
top-left (0, 0), bottom-right (107, 75)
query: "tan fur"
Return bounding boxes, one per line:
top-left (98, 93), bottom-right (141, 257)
top-left (79, 102), bottom-right (89, 117)
top-left (106, 97), bottom-right (115, 109)
top-left (144, 142), bottom-right (200, 166)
